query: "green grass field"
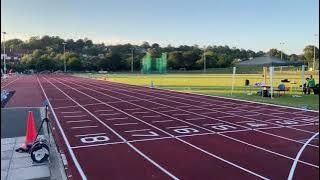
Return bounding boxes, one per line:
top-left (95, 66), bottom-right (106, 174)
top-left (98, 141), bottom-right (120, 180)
top-left (76, 72), bottom-right (319, 110)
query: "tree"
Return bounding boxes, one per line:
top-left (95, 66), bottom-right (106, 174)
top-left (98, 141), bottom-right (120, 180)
top-left (303, 45), bottom-right (319, 68)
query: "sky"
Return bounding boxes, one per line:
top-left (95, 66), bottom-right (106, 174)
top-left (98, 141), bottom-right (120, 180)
top-left (1, 0), bottom-right (319, 54)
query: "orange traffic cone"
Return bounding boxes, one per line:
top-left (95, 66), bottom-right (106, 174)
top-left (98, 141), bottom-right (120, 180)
top-left (16, 111), bottom-right (37, 152)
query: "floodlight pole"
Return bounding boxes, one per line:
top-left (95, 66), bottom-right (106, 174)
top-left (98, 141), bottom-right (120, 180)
top-left (2, 32), bottom-right (7, 74)
top-left (313, 34), bottom-right (318, 71)
top-left (131, 48), bottom-right (134, 73)
top-left (280, 42), bottom-right (285, 60)
top-left (62, 42), bottom-right (67, 72)
top-left (203, 46), bottom-right (206, 73)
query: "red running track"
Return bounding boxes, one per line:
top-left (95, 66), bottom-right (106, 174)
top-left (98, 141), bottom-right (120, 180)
top-left (36, 74), bottom-right (319, 180)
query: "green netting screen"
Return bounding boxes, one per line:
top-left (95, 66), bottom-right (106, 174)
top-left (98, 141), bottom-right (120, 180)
top-left (142, 52), bottom-right (167, 74)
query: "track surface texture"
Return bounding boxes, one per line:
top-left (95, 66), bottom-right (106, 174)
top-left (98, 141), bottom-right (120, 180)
top-left (34, 74), bottom-right (319, 180)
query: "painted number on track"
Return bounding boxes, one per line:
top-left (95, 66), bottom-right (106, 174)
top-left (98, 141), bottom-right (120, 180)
top-left (246, 122), bottom-right (268, 128)
top-left (173, 128), bottom-right (199, 134)
top-left (275, 120), bottom-right (299, 125)
top-left (210, 125), bottom-right (237, 131)
top-left (80, 136), bottom-right (110, 144)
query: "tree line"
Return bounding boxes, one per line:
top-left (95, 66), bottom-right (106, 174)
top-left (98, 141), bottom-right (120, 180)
top-left (1, 35), bottom-right (318, 72)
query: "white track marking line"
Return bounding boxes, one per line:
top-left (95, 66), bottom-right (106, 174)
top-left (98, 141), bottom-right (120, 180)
top-left (44, 77), bottom-right (179, 180)
top-left (132, 111), bottom-right (151, 114)
top-left (188, 108), bottom-right (204, 111)
top-left (201, 112), bottom-right (218, 115)
top-left (217, 115), bottom-right (236, 118)
top-left (151, 107), bottom-right (167, 110)
top-left (165, 126), bottom-right (189, 129)
top-left (105, 117), bottom-right (128, 121)
top-left (62, 78), bottom-right (292, 178)
top-left (152, 120), bottom-right (174, 123)
top-left (1, 75), bottom-right (21, 89)
top-left (160, 110), bottom-right (178, 113)
top-left (82, 102), bottom-right (104, 106)
top-left (124, 129), bottom-right (151, 133)
top-left (142, 115), bottom-right (161, 118)
top-left (53, 105), bottom-right (77, 109)
top-left (185, 117), bottom-right (206, 121)
top-left (37, 77), bottom-right (87, 180)
top-left (203, 123), bottom-right (224, 126)
top-left (67, 120), bottom-right (92, 123)
top-left (219, 133), bottom-right (318, 168)
top-left (94, 109), bottom-right (114, 112)
top-left (171, 113), bottom-right (190, 116)
top-left (114, 122), bottom-right (139, 126)
top-left (99, 113), bottom-right (121, 116)
top-left (124, 108), bottom-right (141, 111)
top-left (288, 132), bottom-right (319, 180)
top-left (71, 125), bottom-right (98, 129)
top-left (63, 115), bottom-right (87, 118)
top-left (75, 133), bottom-right (106, 137)
top-left (61, 111), bottom-right (83, 114)
top-left (236, 120), bottom-right (255, 123)
top-left (80, 80), bottom-right (320, 156)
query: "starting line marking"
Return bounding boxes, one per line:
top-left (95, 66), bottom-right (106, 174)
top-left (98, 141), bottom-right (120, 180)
top-left (124, 129), bottom-right (151, 133)
top-left (160, 110), bottom-right (178, 113)
top-left (67, 120), bottom-right (92, 123)
top-left (71, 125), bottom-right (98, 129)
top-left (94, 109), bottom-right (114, 112)
top-left (124, 108), bottom-right (141, 111)
top-left (75, 133), bottom-right (107, 137)
top-left (142, 115), bottom-right (161, 118)
top-left (152, 120), bottom-right (174, 123)
top-left (99, 113), bottom-right (121, 116)
top-left (61, 111), bottom-right (83, 114)
top-left (114, 122), bottom-right (139, 126)
top-left (132, 111), bottom-right (151, 114)
top-left (166, 126), bottom-right (189, 129)
top-left (105, 117), bottom-right (128, 121)
top-left (185, 117), bottom-right (205, 121)
top-left (63, 115), bottom-right (87, 118)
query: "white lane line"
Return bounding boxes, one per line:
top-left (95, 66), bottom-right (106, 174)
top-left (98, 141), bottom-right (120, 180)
top-left (203, 123), bottom-right (224, 126)
top-left (61, 78), bottom-right (272, 179)
top-left (114, 122), bottom-right (139, 126)
top-left (82, 102), bottom-right (104, 106)
top-left (105, 117), bottom-right (128, 121)
top-left (172, 113), bottom-right (190, 116)
top-left (236, 121), bottom-right (255, 123)
top-left (124, 129), bottom-right (151, 133)
top-left (188, 108), bottom-right (204, 111)
top-left (185, 117), bottom-right (206, 121)
top-left (160, 110), bottom-right (178, 113)
top-left (132, 111), bottom-right (151, 114)
top-left (71, 125), bottom-right (98, 129)
top-left (152, 120), bottom-right (174, 123)
top-left (61, 111), bottom-right (82, 114)
top-left (216, 115), bottom-right (235, 118)
top-left (46, 78), bottom-right (179, 180)
top-left (124, 108), bottom-right (141, 111)
top-left (75, 133), bottom-right (106, 137)
top-left (53, 105), bottom-right (77, 110)
top-left (142, 115), bottom-right (161, 118)
top-left (288, 132), bottom-right (319, 180)
top-left (99, 113), bottom-right (121, 116)
top-left (201, 112), bottom-right (218, 115)
top-left (178, 105), bottom-right (192, 108)
top-left (151, 107), bottom-right (168, 110)
top-left (166, 126), bottom-right (189, 129)
top-left (67, 120), bottom-right (92, 123)
top-left (37, 77), bottom-right (87, 180)
top-left (94, 109), bottom-right (113, 112)
top-left (63, 115), bottom-right (87, 118)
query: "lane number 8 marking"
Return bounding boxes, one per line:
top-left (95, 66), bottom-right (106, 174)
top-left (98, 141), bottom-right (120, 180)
top-left (80, 136), bottom-right (110, 144)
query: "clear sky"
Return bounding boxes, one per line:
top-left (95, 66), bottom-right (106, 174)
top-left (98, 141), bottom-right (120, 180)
top-left (1, 0), bottom-right (319, 54)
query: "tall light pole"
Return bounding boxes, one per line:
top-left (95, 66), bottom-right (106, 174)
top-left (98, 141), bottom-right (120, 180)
top-left (280, 42), bottom-right (285, 60)
top-left (131, 48), bottom-right (134, 73)
top-left (2, 32), bottom-right (7, 74)
top-left (313, 34), bottom-right (318, 71)
top-left (62, 42), bottom-right (67, 72)
top-left (203, 46), bottom-right (206, 73)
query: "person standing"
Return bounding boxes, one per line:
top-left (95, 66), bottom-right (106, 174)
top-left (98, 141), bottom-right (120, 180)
top-left (307, 75), bottom-right (316, 94)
